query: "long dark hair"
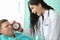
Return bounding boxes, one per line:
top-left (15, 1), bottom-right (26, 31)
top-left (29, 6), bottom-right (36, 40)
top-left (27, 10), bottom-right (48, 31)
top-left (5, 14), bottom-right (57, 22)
top-left (28, 0), bottom-right (54, 35)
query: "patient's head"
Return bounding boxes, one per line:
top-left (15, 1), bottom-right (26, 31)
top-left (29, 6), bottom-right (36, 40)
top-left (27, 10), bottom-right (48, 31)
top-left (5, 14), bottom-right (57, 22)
top-left (0, 19), bottom-right (14, 37)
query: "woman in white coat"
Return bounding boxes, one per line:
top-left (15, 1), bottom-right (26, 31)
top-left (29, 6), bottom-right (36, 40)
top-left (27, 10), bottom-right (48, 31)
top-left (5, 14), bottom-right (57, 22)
top-left (28, 0), bottom-right (60, 40)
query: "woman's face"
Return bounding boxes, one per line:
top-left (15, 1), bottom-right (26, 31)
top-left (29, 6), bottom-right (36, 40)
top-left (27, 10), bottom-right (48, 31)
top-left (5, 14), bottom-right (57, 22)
top-left (29, 4), bottom-right (42, 16)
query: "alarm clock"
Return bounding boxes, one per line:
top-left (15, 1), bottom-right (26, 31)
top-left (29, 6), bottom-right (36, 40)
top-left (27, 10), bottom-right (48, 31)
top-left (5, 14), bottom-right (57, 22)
top-left (11, 21), bottom-right (23, 32)
top-left (12, 22), bottom-right (20, 31)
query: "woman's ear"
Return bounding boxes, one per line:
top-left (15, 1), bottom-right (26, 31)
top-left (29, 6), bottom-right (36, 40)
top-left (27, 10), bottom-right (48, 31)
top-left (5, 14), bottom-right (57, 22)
top-left (38, 3), bottom-right (42, 8)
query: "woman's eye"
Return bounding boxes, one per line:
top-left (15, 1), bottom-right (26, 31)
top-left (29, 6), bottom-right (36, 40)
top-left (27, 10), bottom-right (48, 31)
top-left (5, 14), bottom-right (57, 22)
top-left (31, 8), bottom-right (33, 9)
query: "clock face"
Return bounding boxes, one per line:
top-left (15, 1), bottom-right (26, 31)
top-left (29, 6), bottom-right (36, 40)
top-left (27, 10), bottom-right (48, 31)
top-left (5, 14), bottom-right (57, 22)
top-left (12, 23), bottom-right (19, 29)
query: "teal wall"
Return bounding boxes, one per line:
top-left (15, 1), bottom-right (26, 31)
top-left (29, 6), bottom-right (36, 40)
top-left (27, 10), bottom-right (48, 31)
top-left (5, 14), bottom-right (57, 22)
top-left (24, 0), bottom-right (60, 28)
top-left (24, 0), bottom-right (30, 29)
top-left (44, 0), bottom-right (60, 14)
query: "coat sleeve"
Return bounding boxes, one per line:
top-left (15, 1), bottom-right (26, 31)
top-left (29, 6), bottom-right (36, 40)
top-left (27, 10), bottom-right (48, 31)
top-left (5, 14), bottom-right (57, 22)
top-left (49, 11), bottom-right (59, 40)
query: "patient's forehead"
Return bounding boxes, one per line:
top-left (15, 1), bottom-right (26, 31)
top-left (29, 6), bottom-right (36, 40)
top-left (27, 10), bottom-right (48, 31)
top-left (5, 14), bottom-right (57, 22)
top-left (1, 21), bottom-right (10, 27)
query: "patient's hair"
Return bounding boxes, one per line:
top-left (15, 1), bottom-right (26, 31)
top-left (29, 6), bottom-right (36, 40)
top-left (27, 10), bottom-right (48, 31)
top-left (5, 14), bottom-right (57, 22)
top-left (0, 19), bottom-right (8, 29)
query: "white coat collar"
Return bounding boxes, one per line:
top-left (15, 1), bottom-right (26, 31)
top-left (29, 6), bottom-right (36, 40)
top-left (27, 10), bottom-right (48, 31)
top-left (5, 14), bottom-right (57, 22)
top-left (43, 10), bottom-right (49, 21)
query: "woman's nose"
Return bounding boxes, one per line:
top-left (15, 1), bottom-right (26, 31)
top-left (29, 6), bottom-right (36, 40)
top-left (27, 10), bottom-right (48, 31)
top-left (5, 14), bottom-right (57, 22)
top-left (32, 10), bottom-right (36, 14)
top-left (32, 10), bottom-right (34, 13)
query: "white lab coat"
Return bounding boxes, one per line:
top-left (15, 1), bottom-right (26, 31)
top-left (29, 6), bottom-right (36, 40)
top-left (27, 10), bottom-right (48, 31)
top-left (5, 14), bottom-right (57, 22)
top-left (37, 9), bottom-right (60, 40)
top-left (23, 9), bottom-right (60, 40)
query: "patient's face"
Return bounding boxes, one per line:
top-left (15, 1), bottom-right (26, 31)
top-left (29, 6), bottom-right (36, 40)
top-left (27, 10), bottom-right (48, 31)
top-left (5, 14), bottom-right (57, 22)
top-left (1, 21), bottom-right (14, 36)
